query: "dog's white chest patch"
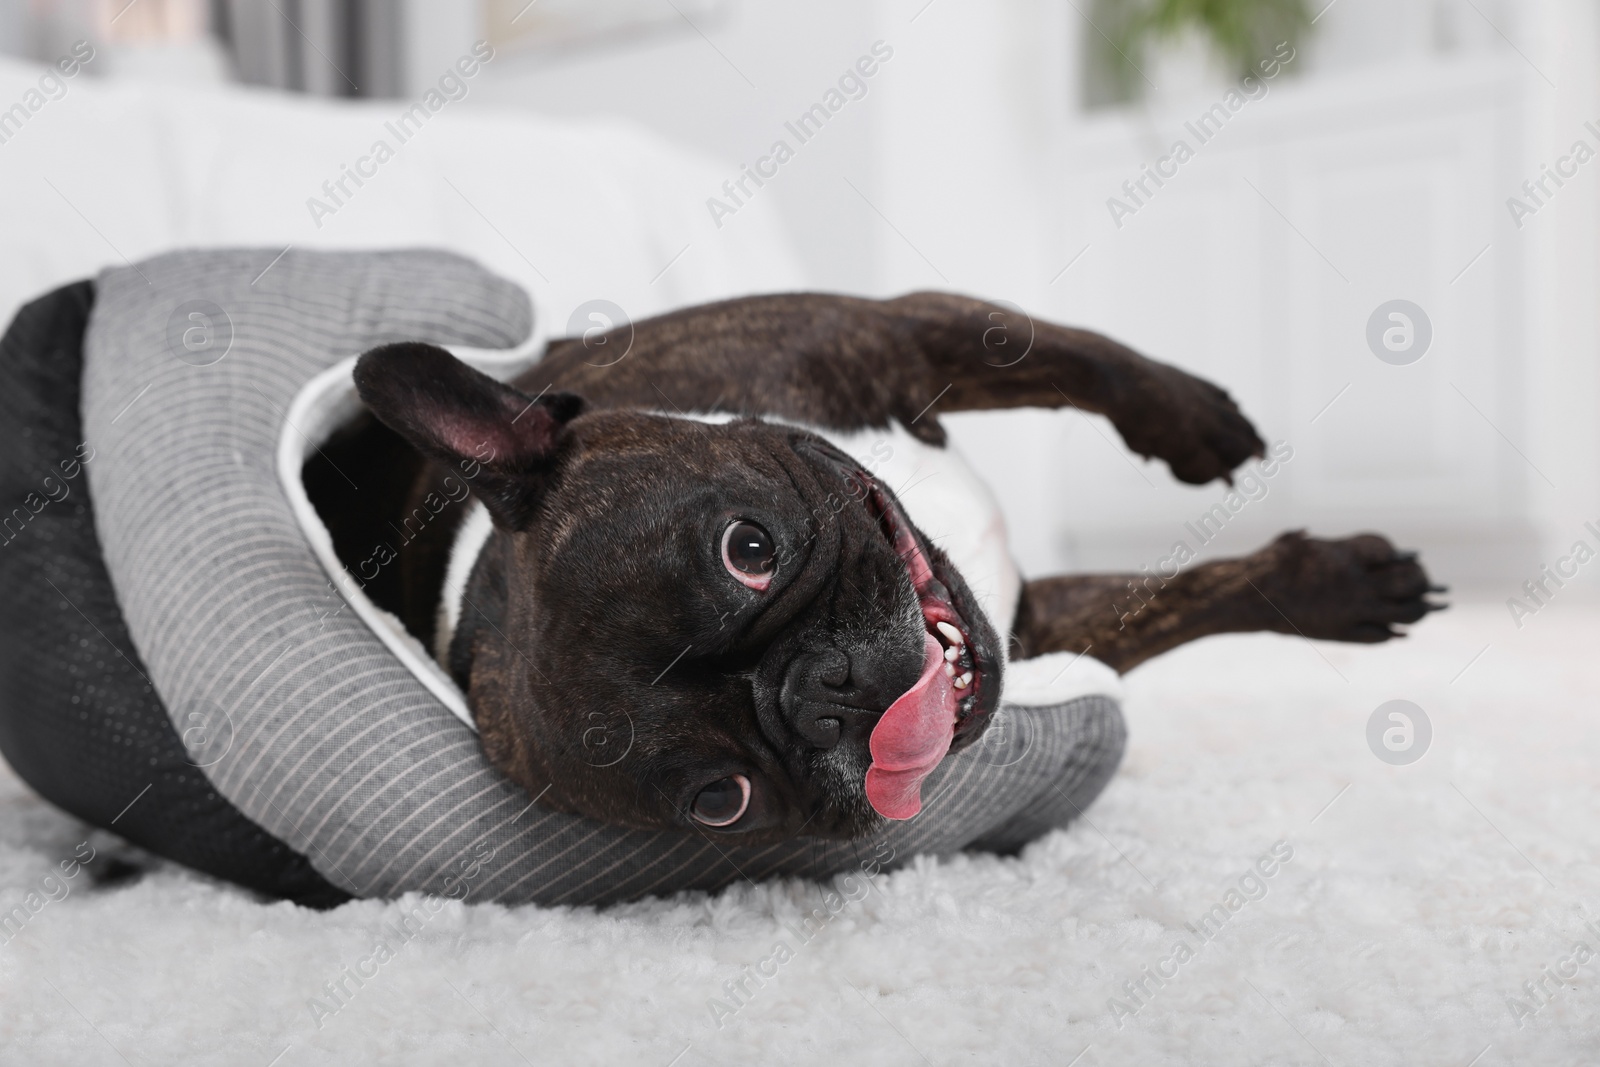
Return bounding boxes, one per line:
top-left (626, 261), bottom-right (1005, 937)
top-left (798, 421), bottom-right (1022, 645)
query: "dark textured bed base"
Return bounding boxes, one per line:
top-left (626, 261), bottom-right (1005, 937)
top-left (0, 281), bottom-right (349, 908)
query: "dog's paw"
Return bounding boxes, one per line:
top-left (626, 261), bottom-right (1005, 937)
top-left (1112, 364), bottom-right (1266, 485)
top-left (1249, 531), bottom-right (1447, 642)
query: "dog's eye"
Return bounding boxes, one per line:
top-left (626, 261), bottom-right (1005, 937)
top-left (690, 774), bottom-right (750, 827)
top-left (721, 520), bottom-right (775, 590)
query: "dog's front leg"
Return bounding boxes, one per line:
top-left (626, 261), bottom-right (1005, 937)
top-left (888, 292), bottom-right (1265, 485)
top-left (1010, 531), bottom-right (1445, 673)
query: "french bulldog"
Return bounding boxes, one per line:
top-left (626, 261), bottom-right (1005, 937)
top-left (307, 292), bottom-right (1442, 846)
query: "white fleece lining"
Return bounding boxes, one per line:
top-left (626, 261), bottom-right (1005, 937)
top-left (277, 346), bottom-right (543, 732)
top-left (434, 500), bottom-right (493, 665)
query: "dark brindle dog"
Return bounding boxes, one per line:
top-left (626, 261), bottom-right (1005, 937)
top-left (310, 293), bottom-right (1441, 846)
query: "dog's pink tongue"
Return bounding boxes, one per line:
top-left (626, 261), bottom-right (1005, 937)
top-left (865, 633), bottom-right (956, 820)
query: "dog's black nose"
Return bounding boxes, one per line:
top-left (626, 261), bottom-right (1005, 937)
top-left (778, 646), bottom-right (910, 750)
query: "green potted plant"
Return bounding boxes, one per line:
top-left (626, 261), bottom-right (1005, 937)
top-left (1084, 0), bottom-right (1315, 108)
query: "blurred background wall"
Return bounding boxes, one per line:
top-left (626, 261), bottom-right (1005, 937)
top-left (1, 0), bottom-right (1594, 597)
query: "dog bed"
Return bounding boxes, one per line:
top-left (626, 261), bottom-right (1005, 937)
top-left (0, 248), bottom-right (1125, 907)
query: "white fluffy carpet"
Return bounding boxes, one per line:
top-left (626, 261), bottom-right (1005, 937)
top-left (1, 600), bottom-right (1595, 1066)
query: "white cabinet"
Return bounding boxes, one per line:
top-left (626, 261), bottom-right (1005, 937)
top-left (981, 58), bottom-right (1548, 585)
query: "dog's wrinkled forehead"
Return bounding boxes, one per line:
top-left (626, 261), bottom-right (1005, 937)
top-left (553, 413), bottom-right (813, 529)
top-left (530, 413), bottom-right (859, 637)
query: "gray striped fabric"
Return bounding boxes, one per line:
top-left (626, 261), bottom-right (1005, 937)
top-left (81, 249), bottom-right (1125, 905)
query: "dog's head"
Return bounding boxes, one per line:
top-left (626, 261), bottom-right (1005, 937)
top-left (354, 343), bottom-right (1001, 842)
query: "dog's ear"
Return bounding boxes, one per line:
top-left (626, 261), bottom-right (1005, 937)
top-left (353, 342), bottom-right (584, 530)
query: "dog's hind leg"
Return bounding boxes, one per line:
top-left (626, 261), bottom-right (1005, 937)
top-left (1010, 531), bottom-right (1446, 673)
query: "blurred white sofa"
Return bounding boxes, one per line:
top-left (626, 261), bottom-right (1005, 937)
top-left (0, 54), bottom-right (806, 344)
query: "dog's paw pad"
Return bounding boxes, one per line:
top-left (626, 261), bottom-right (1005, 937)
top-left (1257, 533), bottom-right (1445, 643)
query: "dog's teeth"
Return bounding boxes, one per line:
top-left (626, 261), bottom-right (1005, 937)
top-left (953, 672), bottom-right (971, 689)
top-left (944, 645), bottom-right (959, 663)
top-left (936, 621), bottom-right (963, 645)
top-left (944, 663), bottom-right (956, 678)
